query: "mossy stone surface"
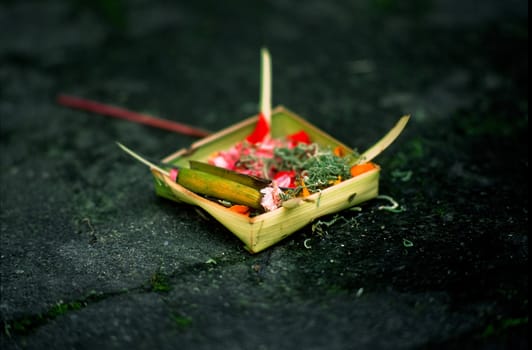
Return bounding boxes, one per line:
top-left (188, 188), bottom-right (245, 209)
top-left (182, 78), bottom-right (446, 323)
top-left (0, 0), bottom-right (527, 349)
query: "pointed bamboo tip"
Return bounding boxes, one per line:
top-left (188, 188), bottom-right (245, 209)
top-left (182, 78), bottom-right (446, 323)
top-left (115, 141), bottom-right (170, 177)
top-left (356, 114), bottom-right (411, 165)
top-left (400, 114), bottom-right (411, 123)
top-left (116, 141), bottom-right (126, 151)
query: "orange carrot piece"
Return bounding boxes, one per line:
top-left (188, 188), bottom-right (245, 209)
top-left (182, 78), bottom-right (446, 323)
top-left (350, 162), bottom-right (377, 177)
top-left (229, 205), bottom-right (251, 216)
top-left (333, 146), bottom-right (345, 157)
top-left (300, 179), bottom-right (310, 197)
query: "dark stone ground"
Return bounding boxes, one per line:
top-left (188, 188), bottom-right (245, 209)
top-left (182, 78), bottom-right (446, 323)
top-left (0, 0), bottom-right (528, 349)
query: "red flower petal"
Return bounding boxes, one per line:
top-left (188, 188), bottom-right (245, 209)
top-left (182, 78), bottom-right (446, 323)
top-left (246, 112), bottom-right (270, 143)
top-left (287, 130), bottom-right (311, 146)
top-left (274, 170), bottom-right (297, 188)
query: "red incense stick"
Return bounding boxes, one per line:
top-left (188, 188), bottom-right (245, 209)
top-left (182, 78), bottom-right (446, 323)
top-left (57, 94), bottom-right (211, 138)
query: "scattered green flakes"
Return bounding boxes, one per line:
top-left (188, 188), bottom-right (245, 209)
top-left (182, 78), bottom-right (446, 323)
top-left (481, 324), bottom-right (495, 338)
top-left (172, 314), bottom-right (192, 329)
top-left (150, 271), bottom-right (171, 292)
top-left (303, 152), bottom-right (351, 191)
top-left (271, 143), bottom-right (353, 193)
top-left (481, 317), bottom-right (528, 338)
top-left (280, 186), bottom-right (303, 200)
top-left (9, 318), bottom-right (34, 334)
top-left (316, 191), bottom-right (322, 208)
top-left (272, 143), bottom-right (318, 171)
top-left (408, 139), bottom-right (425, 158)
top-left (376, 195), bottom-right (405, 213)
top-left (385, 207), bottom-right (405, 213)
top-left (311, 214), bottom-right (348, 236)
top-left (391, 169), bottom-right (413, 182)
top-left (402, 238), bottom-right (414, 248)
top-left (49, 300), bottom-right (83, 317)
top-left (311, 221), bottom-right (326, 236)
top-left (4, 299), bottom-right (87, 337)
top-left (279, 191), bottom-right (293, 201)
top-left (501, 317), bottom-right (528, 328)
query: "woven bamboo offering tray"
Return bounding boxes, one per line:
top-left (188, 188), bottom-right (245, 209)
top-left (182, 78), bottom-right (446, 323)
top-left (119, 49), bottom-right (409, 253)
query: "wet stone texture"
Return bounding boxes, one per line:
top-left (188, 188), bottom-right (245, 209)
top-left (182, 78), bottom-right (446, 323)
top-left (0, 0), bottom-right (528, 349)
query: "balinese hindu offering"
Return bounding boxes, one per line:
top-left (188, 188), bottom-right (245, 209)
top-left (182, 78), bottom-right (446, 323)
top-left (119, 49), bottom-right (409, 253)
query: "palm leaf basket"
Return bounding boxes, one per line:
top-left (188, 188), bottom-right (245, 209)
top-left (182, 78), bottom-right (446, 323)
top-left (151, 106), bottom-right (408, 253)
